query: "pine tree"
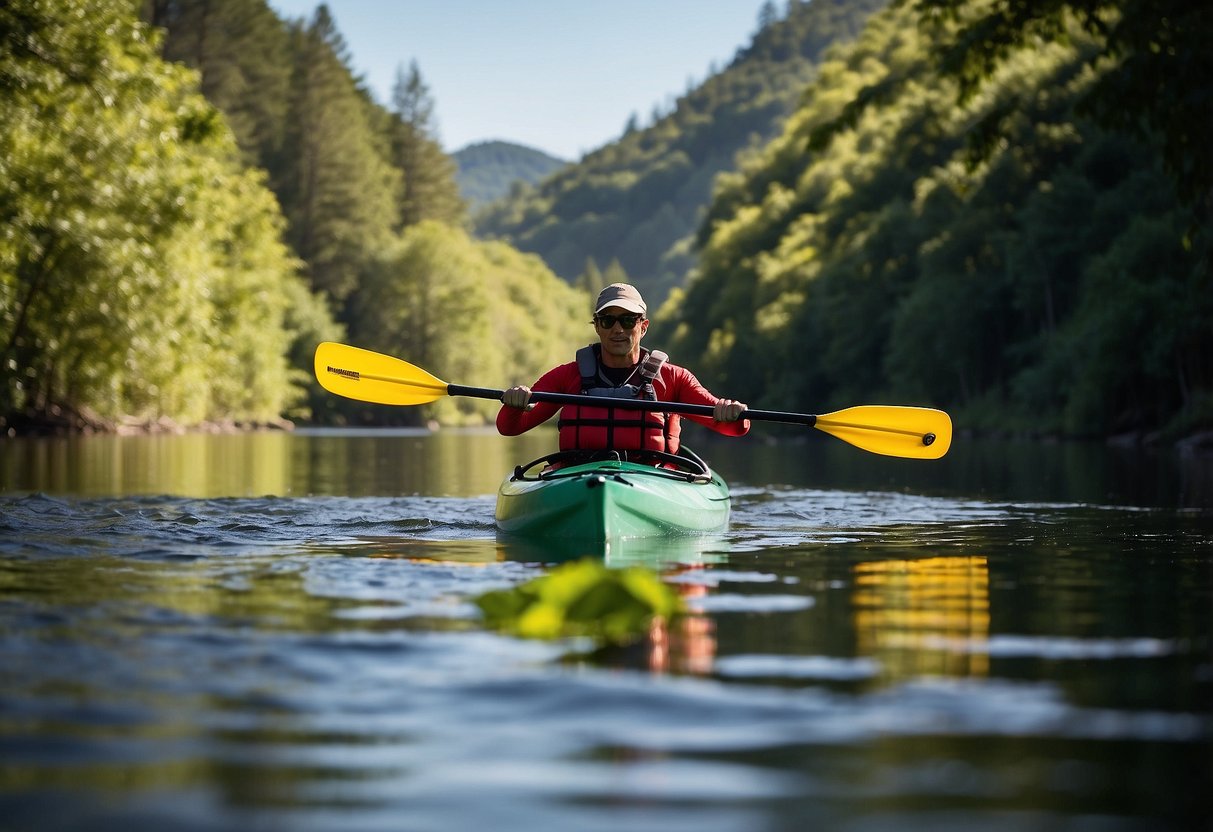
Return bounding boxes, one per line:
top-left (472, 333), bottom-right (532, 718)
top-left (603, 259), bottom-right (630, 286)
top-left (390, 60), bottom-right (465, 228)
top-left (276, 6), bottom-right (399, 301)
top-left (576, 257), bottom-right (607, 296)
top-left (145, 0), bottom-right (291, 165)
top-left (757, 1), bottom-right (780, 32)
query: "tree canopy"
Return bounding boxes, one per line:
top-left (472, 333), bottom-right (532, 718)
top-left (1, 0), bottom-right (332, 431)
top-left (655, 0), bottom-right (1210, 439)
top-left (2, 0), bottom-right (588, 432)
top-left (147, 0), bottom-right (573, 428)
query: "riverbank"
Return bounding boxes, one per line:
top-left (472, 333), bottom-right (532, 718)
top-left (1111, 428), bottom-right (1213, 453)
top-left (1, 405), bottom-right (294, 438)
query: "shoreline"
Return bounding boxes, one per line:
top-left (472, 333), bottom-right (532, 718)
top-left (2, 412), bottom-right (296, 438)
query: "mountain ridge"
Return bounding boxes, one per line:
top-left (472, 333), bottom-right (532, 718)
top-left (453, 140), bottom-right (568, 211)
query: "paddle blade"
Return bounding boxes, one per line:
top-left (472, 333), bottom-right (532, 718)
top-left (813, 405), bottom-right (952, 459)
top-left (313, 342), bottom-right (450, 406)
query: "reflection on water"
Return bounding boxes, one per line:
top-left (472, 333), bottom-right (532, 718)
top-left (0, 427), bottom-right (558, 498)
top-left (5, 427), bottom-right (1210, 507)
top-left (646, 565), bottom-right (719, 676)
top-left (1, 430), bottom-right (297, 496)
top-left (341, 536), bottom-right (504, 564)
top-left (853, 556), bottom-right (991, 682)
top-left (721, 433), bottom-right (1213, 508)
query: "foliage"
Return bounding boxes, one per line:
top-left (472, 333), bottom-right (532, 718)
top-left (146, 0), bottom-right (292, 166)
top-left (658, 0), bottom-right (1210, 438)
top-left (475, 558), bottom-right (683, 643)
top-left (141, 0), bottom-right (599, 431)
top-left (7, 0), bottom-right (1205, 439)
top-left (274, 7), bottom-right (400, 302)
top-left (905, 0), bottom-right (1212, 214)
top-left (389, 61), bottom-right (466, 228)
top-left (0, 0), bottom-right (314, 429)
top-left (475, 0), bottom-right (890, 307)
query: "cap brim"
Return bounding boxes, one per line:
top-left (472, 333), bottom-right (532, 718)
top-left (595, 300), bottom-right (646, 315)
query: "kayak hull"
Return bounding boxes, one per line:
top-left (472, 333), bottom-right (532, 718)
top-left (495, 458), bottom-right (730, 540)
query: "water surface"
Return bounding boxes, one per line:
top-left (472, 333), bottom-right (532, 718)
top-left (1, 428), bottom-right (1209, 830)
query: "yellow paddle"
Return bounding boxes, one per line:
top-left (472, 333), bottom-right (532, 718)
top-left (314, 342), bottom-right (952, 459)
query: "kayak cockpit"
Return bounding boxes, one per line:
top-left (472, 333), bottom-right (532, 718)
top-left (509, 447), bottom-right (715, 484)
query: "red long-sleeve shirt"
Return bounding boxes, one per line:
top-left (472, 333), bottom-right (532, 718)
top-left (496, 360), bottom-right (749, 446)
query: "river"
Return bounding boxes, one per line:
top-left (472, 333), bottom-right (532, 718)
top-left (1, 426), bottom-right (1210, 830)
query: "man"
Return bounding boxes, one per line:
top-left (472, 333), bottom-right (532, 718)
top-left (497, 283), bottom-right (748, 456)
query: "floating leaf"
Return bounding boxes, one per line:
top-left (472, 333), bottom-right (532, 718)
top-left (474, 558), bottom-right (683, 644)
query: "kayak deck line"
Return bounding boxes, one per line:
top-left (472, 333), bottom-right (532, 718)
top-left (509, 448), bottom-right (717, 485)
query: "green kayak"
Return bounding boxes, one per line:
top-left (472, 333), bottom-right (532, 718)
top-left (495, 448), bottom-right (730, 540)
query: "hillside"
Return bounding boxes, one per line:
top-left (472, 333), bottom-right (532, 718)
top-left (454, 141), bottom-right (567, 211)
top-left (656, 0), bottom-right (1211, 440)
top-left (474, 0), bottom-right (889, 306)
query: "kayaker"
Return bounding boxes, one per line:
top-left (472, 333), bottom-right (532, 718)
top-left (497, 283), bottom-right (749, 457)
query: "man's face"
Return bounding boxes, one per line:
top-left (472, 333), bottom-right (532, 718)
top-left (594, 306), bottom-right (648, 361)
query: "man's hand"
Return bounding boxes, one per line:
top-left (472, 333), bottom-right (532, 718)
top-left (713, 399), bottom-right (746, 422)
top-left (502, 385), bottom-right (533, 410)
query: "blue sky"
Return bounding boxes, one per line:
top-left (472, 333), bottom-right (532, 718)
top-left (265, 1), bottom-right (767, 160)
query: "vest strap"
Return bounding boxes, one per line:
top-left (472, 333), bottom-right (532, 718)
top-left (565, 344), bottom-right (672, 452)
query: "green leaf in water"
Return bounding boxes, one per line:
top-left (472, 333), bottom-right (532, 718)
top-left (474, 558), bottom-right (683, 644)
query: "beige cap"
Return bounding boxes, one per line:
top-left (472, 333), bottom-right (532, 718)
top-left (594, 283), bottom-right (647, 315)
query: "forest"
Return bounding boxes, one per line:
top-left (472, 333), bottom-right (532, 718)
top-left (1, 0), bottom-right (587, 431)
top-left (657, 0), bottom-right (1210, 440)
top-left (1, 0), bottom-right (1208, 441)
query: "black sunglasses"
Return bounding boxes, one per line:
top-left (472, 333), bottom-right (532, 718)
top-left (594, 313), bottom-right (645, 330)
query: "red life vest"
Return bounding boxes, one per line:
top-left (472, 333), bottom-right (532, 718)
top-left (556, 345), bottom-right (682, 454)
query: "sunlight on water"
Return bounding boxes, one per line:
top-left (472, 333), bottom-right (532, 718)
top-left (853, 556), bottom-right (991, 681)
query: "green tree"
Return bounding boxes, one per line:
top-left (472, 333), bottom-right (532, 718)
top-left (275, 5), bottom-right (399, 302)
top-left (905, 0), bottom-right (1212, 215)
top-left (1, 0), bottom-right (319, 429)
top-left (389, 60), bottom-right (466, 228)
top-left (349, 222), bottom-right (589, 425)
top-left (757, 1), bottom-right (780, 31)
top-left (576, 258), bottom-right (607, 297)
top-left (603, 259), bottom-right (630, 287)
top-left (144, 0), bottom-right (291, 165)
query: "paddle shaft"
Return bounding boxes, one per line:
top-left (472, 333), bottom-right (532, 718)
top-left (451, 385), bottom-right (941, 443)
top-left (448, 383), bottom-right (816, 425)
top-left (337, 370), bottom-right (931, 441)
